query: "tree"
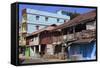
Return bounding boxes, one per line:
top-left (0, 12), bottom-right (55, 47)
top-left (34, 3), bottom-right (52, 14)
top-left (62, 11), bottom-right (80, 20)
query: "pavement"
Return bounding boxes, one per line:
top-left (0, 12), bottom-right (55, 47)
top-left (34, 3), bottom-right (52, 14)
top-left (21, 57), bottom-right (70, 64)
top-left (22, 58), bottom-right (47, 64)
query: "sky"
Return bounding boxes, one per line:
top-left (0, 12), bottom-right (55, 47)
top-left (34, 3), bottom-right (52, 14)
top-left (19, 4), bottom-right (96, 23)
top-left (19, 4), bottom-right (96, 33)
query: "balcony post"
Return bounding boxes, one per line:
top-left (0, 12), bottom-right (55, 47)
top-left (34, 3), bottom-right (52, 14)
top-left (34, 46), bottom-right (36, 53)
top-left (73, 26), bottom-right (76, 39)
top-left (39, 45), bottom-right (41, 52)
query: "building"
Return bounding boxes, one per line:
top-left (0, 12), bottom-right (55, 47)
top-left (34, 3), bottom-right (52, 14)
top-left (53, 10), bottom-right (96, 60)
top-left (19, 10), bottom-right (96, 61)
top-left (19, 8), bottom-right (70, 60)
top-left (22, 8), bottom-right (70, 33)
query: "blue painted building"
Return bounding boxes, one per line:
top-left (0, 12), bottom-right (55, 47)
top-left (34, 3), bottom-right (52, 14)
top-left (22, 8), bottom-right (70, 33)
top-left (69, 40), bottom-right (96, 60)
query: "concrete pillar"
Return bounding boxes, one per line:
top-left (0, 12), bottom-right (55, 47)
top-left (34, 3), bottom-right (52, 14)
top-left (39, 45), bottom-right (41, 52)
top-left (34, 46), bottom-right (36, 53)
top-left (61, 46), bottom-right (64, 53)
top-left (73, 26), bottom-right (76, 39)
top-left (68, 46), bottom-right (71, 57)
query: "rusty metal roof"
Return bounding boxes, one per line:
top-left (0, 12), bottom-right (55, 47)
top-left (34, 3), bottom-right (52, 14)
top-left (53, 10), bottom-right (96, 30)
top-left (27, 25), bottom-right (56, 37)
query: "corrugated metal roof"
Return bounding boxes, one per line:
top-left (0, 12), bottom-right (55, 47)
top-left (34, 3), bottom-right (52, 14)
top-left (53, 10), bottom-right (96, 30)
top-left (27, 25), bottom-right (56, 37)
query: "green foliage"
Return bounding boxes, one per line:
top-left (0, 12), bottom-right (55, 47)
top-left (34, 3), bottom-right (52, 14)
top-left (62, 11), bottom-right (80, 20)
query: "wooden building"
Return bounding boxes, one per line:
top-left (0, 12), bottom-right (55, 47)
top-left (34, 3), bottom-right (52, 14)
top-left (25, 10), bottom-right (96, 60)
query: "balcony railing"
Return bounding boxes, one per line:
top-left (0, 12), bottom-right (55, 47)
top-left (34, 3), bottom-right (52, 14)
top-left (66, 30), bottom-right (95, 41)
top-left (26, 30), bottom-right (95, 45)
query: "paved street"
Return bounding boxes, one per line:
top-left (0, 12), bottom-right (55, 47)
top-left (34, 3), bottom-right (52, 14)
top-left (22, 58), bottom-right (48, 64)
top-left (22, 57), bottom-right (70, 64)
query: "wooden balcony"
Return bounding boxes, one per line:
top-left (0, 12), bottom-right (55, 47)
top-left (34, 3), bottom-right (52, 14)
top-left (52, 29), bottom-right (95, 44)
top-left (66, 30), bottom-right (95, 42)
top-left (52, 35), bottom-right (63, 45)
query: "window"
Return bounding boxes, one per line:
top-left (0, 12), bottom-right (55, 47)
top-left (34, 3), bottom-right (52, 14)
top-left (45, 17), bottom-right (48, 21)
top-left (64, 20), bottom-right (66, 22)
top-left (57, 18), bottom-right (59, 22)
top-left (36, 16), bottom-right (39, 20)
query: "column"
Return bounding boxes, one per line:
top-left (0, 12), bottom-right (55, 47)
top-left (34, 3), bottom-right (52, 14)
top-left (73, 26), bottom-right (76, 39)
top-left (73, 26), bottom-right (75, 33)
top-left (34, 46), bottom-right (36, 54)
top-left (61, 46), bottom-right (64, 54)
top-left (39, 45), bottom-right (41, 52)
top-left (68, 46), bottom-right (70, 58)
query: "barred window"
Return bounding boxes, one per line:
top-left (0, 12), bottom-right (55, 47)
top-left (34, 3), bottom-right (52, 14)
top-left (36, 16), bottom-right (39, 20)
top-left (45, 17), bottom-right (48, 21)
top-left (57, 18), bottom-right (59, 22)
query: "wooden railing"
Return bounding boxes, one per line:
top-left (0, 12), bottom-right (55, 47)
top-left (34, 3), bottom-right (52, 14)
top-left (66, 30), bottom-right (95, 41)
